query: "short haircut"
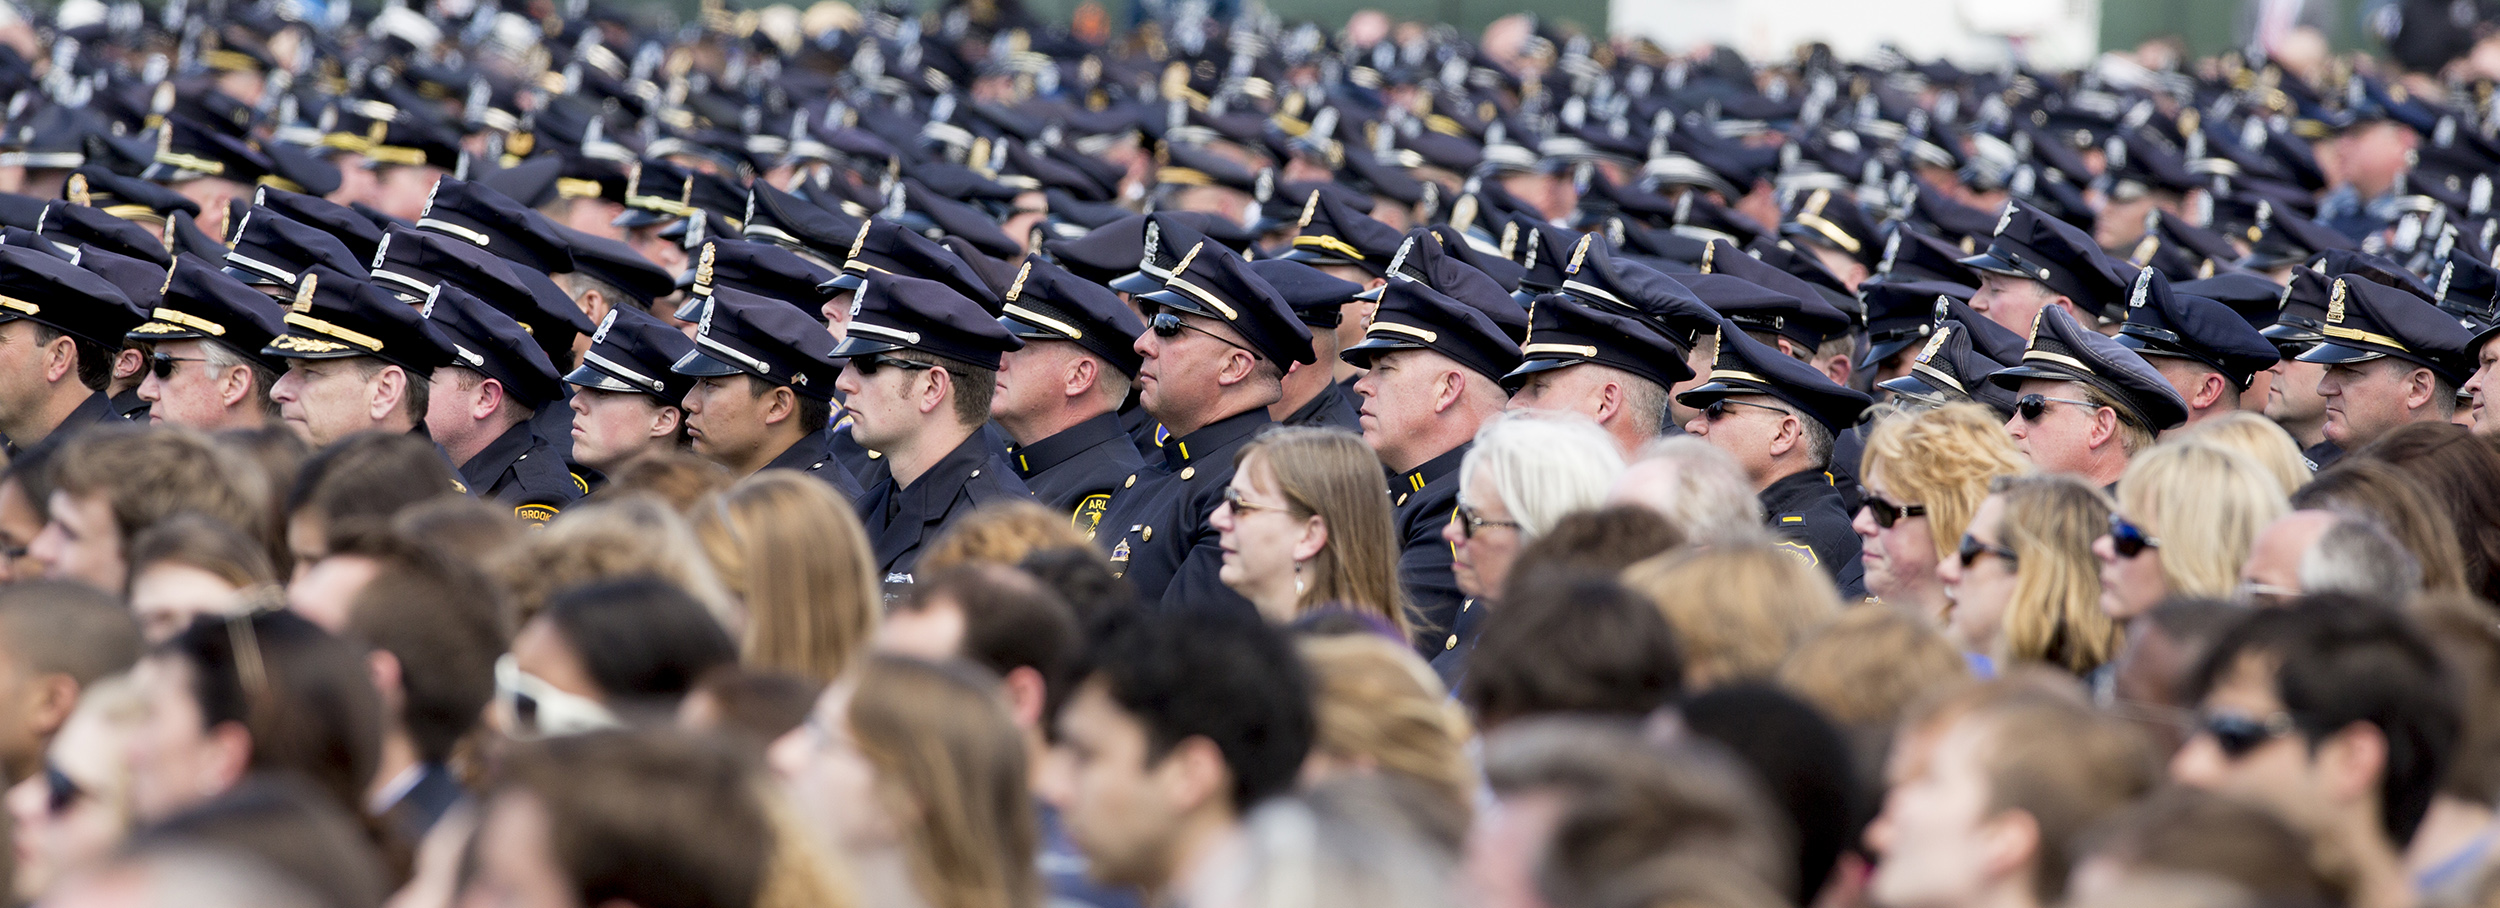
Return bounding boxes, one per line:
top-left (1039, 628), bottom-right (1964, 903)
top-left (1069, 606), bottom-right (1313, 814)
top-left (1618, 435), bottom-right (1766, 540)
top-left (2352, 422), bottom-right (2500, 606)
top-left (0, 580), bottom-right (141, 685)
top-left (1461, 573), bottom-right (1684, 728)
top-left (916, 499), bottom-right (1091, 578)
top-left (202, 339), bottom-right (282, 420)
top-left (1016, 545), bottom-right (1137, 628)
top-left (2298, 514), bottom-right (2421, 598)
top-left (2073, 786), bottom-right (2337, 906)
top-left (1956, 681), bottom-right (2162, 906)
top-left (900, 562), bottom-right (1081, 722)
top-left (1463, 411), bottom-right (1626, 538)
top-left (495, 730), bottom-right (772, 908)
top-left (1677, 684), bottom-right (1858, 903)
top-left (285, 432), bottom-right (464, 534)
top-left (2416, 596), bottom-right (2500, 804)
top-left (49, 426), bottom-right (273, 551)
top-left (894, 350), bottom-right (996, 427)
top-left (1501, 505), bottom-right (1685, 597)
top-left (159, 608), bottom-right (384, 818)
top-left (2076, 381), bottom-right (2156, 455)
top-left (126, 513), bottom-right (278, 597)
top-left (1796, 407), bottom-right (1835, 469)
top-left (2185, 596), bottom-right (2460, 848)
top-left (1615, 368), bottom-right (1667, 440)
top-left (332, 529), bottom-right (511, 765)
top-left (438, 366), bottom-right (535, 424)
top-left (1, 444), bottom-right (56, 523)
top-left (31, 323), bottom-right (112, 392)
top-left (346, 357), bottom-right (428, 427)
top-left (2291, 459), bottom-right (2470, 595)
top-left (537, 578), bottom-right (739, 718)
top-left (743, 374), bottom-right (828, 434)
top-left (125, 776), bottom-right (390, 908)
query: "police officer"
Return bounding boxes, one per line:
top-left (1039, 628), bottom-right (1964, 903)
top-left (0, 246), bottom-right (146, 457)
top-left (129, 255), bottom-right (289, 431)
top-left (2263, 267), bottom-right (2342, 466)
top-left (1678, 327), bottom-right (1874, 597)
top-left (2112, 267), bottom-right (2281, 431)
top-left (1878, 318), bottom-right (2022, 416)
top-left (419, 282), bottom-right (582, 523)
top-left (1503, 289), bottom-right (1702, 458)
top-left (2297, 275), bottom-right (2476, 450)
top-left (992, 256), bottom-right (1148, 534)
top-left (224, 206), bottom-right (370, 294)
top-left (263, 265), bottom-right (458, 447)
top-left (670, 286), bottom-right (864, 501)
top-left (1859, 278), bottom-right (1976, 389)
top-left (565, 306), bottom-right (697, 484)
top-left (834, 272), bottom-right (1034, 586)
top-left (557, 226), bottom-right (677, 361)
top-left (1988, 305), bottom-right (2190, 488)
top-left (1343, 278), bottom-right (1522, 655)
top-left (1096, 241), bottom-right (1313, 614)
top-left (1960, 203), bottom-right (2132, 335)
top-left (1246, 258), bottom-right (1365, 432)
top-left (1280, 189), bottom-right (1403, 380)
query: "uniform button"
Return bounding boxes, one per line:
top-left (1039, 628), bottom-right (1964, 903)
top-left (1180, 467), bottom-right (1196, 480)
top-left (1142, 526), bottom-right (1153, 541)
top-left (970, 469), bottom-right (980, 478)
top-left (1124, 474), bottom-right (1136, 488)
top-left (1444, 635), bottom-right (1458, 650)
top-left (1395, 493), bottom-right (1408, 506)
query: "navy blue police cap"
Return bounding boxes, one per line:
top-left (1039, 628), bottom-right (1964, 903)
top-left (421, 282), bottom-right (566, 409)
top-left (833, 271), bottom-right (1025, 371)
top-left (567, 305), bottom-right (698, 404)
top-left (2115, 267), bottom-right (2282, 389)
top-left (1675, 327), bottom-right (1874, 432)
top-left (1501, 293), bottom-right (1695, 393)
top-left (261, 265), bottom-right (456, 375)
top-left (670, 286), bottom-right (844, 400)
top-left (129, 254), bottom-right (290, 372)
top-left (996, 255), bottom-right (1146, 377)
top-left (1341, 278), bottom-right (1523, 383)
top-left (1136, 241), bottom-right (1316, 367)
top-left (1988, 305), bottom-right (2190, 431)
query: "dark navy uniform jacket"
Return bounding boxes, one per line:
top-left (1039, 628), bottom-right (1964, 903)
top-left (460, 421), bottom-right (585, 524)
top-left (529, 385), bottom-right (575, 461)
top-left (1280, 379), bottom-right (1361, 432)
top-left (1119, 399), bottom-right (1161, 458)
top-left (859, 429), bottom-right (1034, 586)
top-left (6, 391), bottom-right (120, 459)
top-left (1429, 593), bottom-right (1487, 688)
top-left (111, 386), bottom-right (148, 422)
top-left (1097, 407), bottom-right (1269, 616)
top-left (1011, 411), bottom-right (1145, 538)
top-left (1390, 442), bottom-right (1468, 657)
top-left (2303, 438), bottom-right (2343, 472)
top-left (764, 427), bottom-right (868, 502)
top-left (1761, 467), bottom-right (1865, 599)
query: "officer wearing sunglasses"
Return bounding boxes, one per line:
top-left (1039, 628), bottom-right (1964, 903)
top-left (126, 255), bottom-right (290, 432)
top-left (1677, 327), bottom-right (1874, 598)
top-left (1987, 305), bottom-right (2188, 490)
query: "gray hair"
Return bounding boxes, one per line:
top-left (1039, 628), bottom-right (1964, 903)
top-left (1609, 435), bottom-right (1768, 542)
top-left (1461, 411), bottom-right (1626, 539)
top-left (1189, 777), bottom-right (1462, 908)
top-left (203, 340), bottom-right (282, 419)
top-left (2300, 514), bottom-right (2422, 601)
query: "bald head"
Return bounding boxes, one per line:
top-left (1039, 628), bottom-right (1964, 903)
top-left (2239, 510), bottom-right (2339, 601)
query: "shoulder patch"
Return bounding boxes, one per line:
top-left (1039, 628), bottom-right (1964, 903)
top-left (515, 504), bottom-right (560, 525)
top-left (1772, 538), bottom-right (1818, 567)
top-left (571, 472), bottom-right (591, 496)
top-left (1072, 493), bottom-right (1112, 535)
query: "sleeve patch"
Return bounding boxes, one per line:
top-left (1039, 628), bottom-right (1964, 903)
top-left (1773, 539), bottom-right (1818, 567)
top-left (515, 504), bottom-right (561, 525)
top-left (1071, 493), bottom-right (1113, 535)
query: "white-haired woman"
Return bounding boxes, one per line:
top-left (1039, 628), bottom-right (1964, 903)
top-left (1433, 412), bottom-right (1625, 674)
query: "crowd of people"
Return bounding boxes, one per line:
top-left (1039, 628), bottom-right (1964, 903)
top-left (0, 0), bottom-right (2487, 906)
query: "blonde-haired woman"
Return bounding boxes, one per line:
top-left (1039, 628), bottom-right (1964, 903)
top-left (2096, 441), bottom-right (2287, 621)
top-left (1211, 427), bottom-right (1410, 637)
top-left (1939, 474), bottom-right (2124, 676)
top-left (1299, 634), bottom-right (1475, 838)
top-left (2182, 410), bottom-right (2314, 496)
top-left (696, 471), bottom-right (882, 685)
top-left (1623, 541), bottom-right (1844, 687)
top-left (1852, 403), bottom-right (2027, 619)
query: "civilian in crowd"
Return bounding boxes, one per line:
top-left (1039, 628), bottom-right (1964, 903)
top-left (494, 579), bottom-right (737, 737)
top-left (125, 609), bottom-right (381, 823)
top-left (0, 581), bottom-right (140, 784)
top-left (2097, 441), bottom-right (2287, 622)
top-left (1211, 427), bottom-right (1409, 635)
top-left (124, 515), bottom-right (276, 643)
top-left (2065, 787), bottom-right (2338, 906)
top-left (1942, 475), bottom-right (2124, 677)
top-left (2182, 411), bottom-right (2315, 497)
top-left (495, 494), bottom-right (733, 624)
top-left (6, 678), bottom-right (142, 903)
top-left (1607, 436), bottom-right (1766, 544)
top-left (1852, 404), bottom-right (2027, 620)
top-left (693, 471), bottom-right (880, 683)
top-left (914, 501), bottom-right (1091, 578)
top-left (1626, 542), bottom-right (1840, 688)
top-left (2354, 422), bottom-right (2500, 605)
top-left (32, 427), bottom-right (271, 596)
top-left (1298, 633), bottom-right (1475, 841)
top-left (1436, 413), bottom-right (1624, 675)
top-left (2290, 459), bottom-right (2471, 596)
top-left (1459, 574), bottom-right (1683, 730)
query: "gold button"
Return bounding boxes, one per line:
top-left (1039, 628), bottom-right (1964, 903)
top-left (1142, 526), bottom-right (1153, 541)
top-left (1444, 634), bottom-right (1458, 650)
top-left (1124, 474), bottom-right (1136, 488)
top-left (1396, 493), bottom-right (1408, 506)
top-left (1180, 466), bottom-right (1196, 480)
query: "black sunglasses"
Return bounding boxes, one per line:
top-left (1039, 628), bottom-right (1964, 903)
top-left (1703, 398), bottom-right (1793, 422)
top-left (2201, 711), bottom-right (2299, 759)
top-left (1957, 533), bottom-right (2018, 568)
top-left (148, 351), bottom-right (212, 380)
top-left (1863, 495), bottom-right (1927, 529)
top-left (43, 762), bottom-right (80, 815)
top-left (1149, 312), bottom-right (1263, 361)
top-left (2013, 393), bottom-right (2098, 421)
top-left (2109, 514), bottom-right (2162, 559)
top-left (852, 354), bottom-right (944, 378)
top-left (1450, 503), bottom-right (1521, 540)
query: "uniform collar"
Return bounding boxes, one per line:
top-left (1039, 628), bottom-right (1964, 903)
top-left (763, 428), bottom-right (834, 473)
top-left (1758, 467), bottom-right (1835, 508)
top-left (6, 391), bottom-right (114, 458)
top-left (1010, 411), bottom-right (1127, 479)
top-left (1283, 380), bottom-right (1350, 426)
top-left (1161, 407), bottom-right (1273, 471)
top-left (458, 420), bottom-right (539, 488)
top-left (891, 430), bottom-right (998, 518)
top-left (1393, 442), bottom-right (1470, 496)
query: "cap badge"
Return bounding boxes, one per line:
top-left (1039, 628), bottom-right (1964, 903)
top-left (2129, 269), bottom-right (2152, 308)
top-left (2438, 263), bottom-right (2455, 303)
top-left (1933, 295), bottom-right (1953, 322)
top-left (2326, 279), bottom-right (2348, 325)
top-left (698, 298), bottom-right (717, 336)
top-left (420, 175), bottom-right (444, 219)
top-left (847, 219), bottom-right (872, 262)
top-left (2026, 308), bottom-right (2046, 348)
top-left (1296, 191), bottom-right (1321, 229)
top-left (1386, 237), bottom-right (1416, 279)
top-left (1700, 240), bottom-right (1716, 274)
top-left (292, 273), bottom-right (317, 315)
top-left (592, 309), bottom-right (617, 344)
top-left (1916, 326), bottom-right (1952, 364)
top-left (419, 284), bottom-right (440, 318)
top-left (1498, 221), bottom-right (1520, 260)
top-left (1803, 188), bottom-right (1829, 217)
top-left (1140, 221), bottom-right (1162, 270)
top-left (1566, 234), bottom-right (1592, 276)
top-left (694, 243), bottom-right (716, 292)
top-left (1879, 231), bottom-right (1901, 274)
top-left (1994, 203), bottom-right (2016, 237)
top-left (1005, 262), bottom-right (1033, 302)
top-left (1173, 241), bottom-right (1204, 278)
top-left (65, 174), bottom-right (88, 207)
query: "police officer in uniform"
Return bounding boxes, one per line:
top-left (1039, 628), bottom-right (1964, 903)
top-left (1988, 306), bottom-right (2191, 489)
top-left (992, 256), bottom-right (1148, 534)
top-left (2112, 267), bottom-right (2281, 431)
top-left (1246, 258), bottom-right (1365, 432)
top-left (1342, 279), bottom-right (1522, 655)
top-left (2295, 274), bottom-right (2477, 450)
top-left (833, 272), bottom-right (1034, 587)
top-left (1096, 241), bottom-right (1314, 613)
top-left (262, 265), bottom-right (459, 449)
top-left (563, 306), bottom-right (698, 487)
top-left (0, 246), bottom-right (147, 458)
top-left (419, 282), bottom-right (582, 524)
top-left (670, 286), bottom-right (864, 501)
top-left (1678, 327), bottom-right (1875, 598)
top-left (129, 254), bottom-right (291, 432)
top-left (1959, 203), bottom-right (2132, 335)
top-left (1879, 318), bottom-right (2022, 416)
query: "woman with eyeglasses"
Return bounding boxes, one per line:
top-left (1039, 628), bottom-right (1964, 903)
top-left (7, 676), bottom-right (141, 903)
top-left (2095, 441), bottom-right (2287, 622)
top-left (1209, 427), bottom-right (1410, 637)
top-left (1851, 404), bottom-right (2026, 620)
top-left (1936, 474), bottom-right (2124, 676)
top-left (1440, 413), bottom-right (1625, 607)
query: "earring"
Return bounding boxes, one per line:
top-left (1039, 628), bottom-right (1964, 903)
top-left (1294, 559), bottom-right (1308, 595)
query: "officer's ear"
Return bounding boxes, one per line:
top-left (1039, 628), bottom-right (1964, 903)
top-left (367, 365), bottom-right (408, 422)
top-left (2402, 366), bottom-right (2440, 412)
top-left (1064, 355), bottom-right (1097, 399)
top-left (1215, 347), bottom-right (1257, 387)
top-left (1431, 365), bottom-right (1466, 413)
top-left (650, 405), bottom-right (683, 440)
top-left (759, 384), bottom-right (797, 426)
top-left (1768, 411), bottom-right (1804, 458)
top-left (38, 332), bottom-right (76, 385)
top-left (2086, 404), bottom-right (2121, 451)
top-left (220, 362), bottom-right (257, 409)
top-left (574, 285), bottom-right (610, 327)
top-left (917, 364), bottom-right (951, 415)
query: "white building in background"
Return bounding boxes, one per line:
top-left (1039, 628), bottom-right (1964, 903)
top-left (1611, 0), bottom-right (2103, 71)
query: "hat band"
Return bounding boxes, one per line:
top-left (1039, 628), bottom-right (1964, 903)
top-left (745, 224), bottom-right (805, 248)
top-left (374, 268), bottom-right (438, 296)
top-left (1911, 361), bottom-right (1966, 394)
top-left (1002, 302), bottom-right (1083, 340)
top-left (1368, 321), bottom-right (1438, 344)
top-left (1559, 279), bottom-right (1624, 307)
top-left (321, 133), bottom-right (374, 154)
top-left (582, 350), bottom-right (664, 394)
top-left (627, 193), bottom-right (693, 217)
top-left (2024, 348), bottom-right (2094, 375)
top-left (1708, 369), bottom-right (1772, 385)
top-left (282, 313), bottom-right (385, 352)
top-left (100, 204), bottom-right (162, 223)
top-left (1156, 167), bottom-right (1215, 186)
top-left (203, 49), bottom-right (263, 73)
top-left (1292, 234), bottom-right (1366, 262)
top-left (1523, 341), bottom-right (1598, 357)
top-left (226, 252), bottom-right (298, 285)
top-left (418, 218), bottom-right (491, 247)
top-left (557, 178), bottom-right (604, 200)
top-left (156, 150), bottom-right (226, 176)
top-left (1792, 211), bottom-right (1861, 254)
top-left (695, 333), bottom-right (777, 379)
top-left (0, 296), bottom-right (37, 316)
top-left (2322, 324), bottom-right (2409, 353)
top-left (367, 145), bottom-right (429, 167)
top-left (849, 321), bottom-right (925, 346)
top-left (1162, 276), bottom-right (1240, 321)
top-left (147, 307), bottom-right (226, 336)
top-left (257, 175), bottom-right (305, 194)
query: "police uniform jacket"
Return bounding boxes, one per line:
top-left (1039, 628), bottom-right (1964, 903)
top-left (859, 429), bottom-right (1035, 586)
top-left (460, 420), bottom-right (585, 524)
top-left (764, 427), bottom-right (868, 502)
top-left (1760, 467), bottom-right (1866, 599)
top-left (1098, 406), bottom-right (1269, 616)
top-left (6, 391), bottom-right (118, 460)
top-left (1281, 379), bottom-right (1361, 432)
top-left (1012, 411), bottom-right (1144, 537)
top-left (1391, 442), bottom-right (1469, 657)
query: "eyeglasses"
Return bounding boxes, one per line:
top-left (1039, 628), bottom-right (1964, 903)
top-left (42, 762), bottom-right (81, 816)
top-left (2013, 393), bottom-right (2099, 421)
top-left (2201, 711), bottom-right (2299, 759)
top-left (1703, 399), bottom-right (1794, 422)
top-left (1149, 311), bottom-right (1264, 361)
top-left (1957, 533), bottom-right (2018, 568)
top-left (1450, 503), bottom-right (1521, 539)
top-left (2109, 514), bottom-right (2163, 558)
top-left (1222, 485), bottom-right (1291, 517)
top-left (851, 354), bottom-right (942, 378)
top-left (1863, 495), bottom-right (1928, 529)
top-left (148, 351), bottom-right (212, 380)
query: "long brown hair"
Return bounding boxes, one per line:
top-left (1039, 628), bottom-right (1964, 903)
top-left (695, 471), bottom-right (880, 684)
top-left (1237, 427), bottom-right (1411, 638)
top-left (1990, 474), bottom-right (2124, 674)
top-left (849, 655), bottom-right (1041, 908)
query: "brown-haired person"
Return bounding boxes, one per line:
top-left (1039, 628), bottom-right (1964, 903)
top-left (694, 471), bottom-right (880, 685)
top-left (2404, 597), bottom-right (2500, 906)
top-left (1853, 404), bottom-right (2027, 621)
top-left (282, 431), bottom-right (466, 574)
top-left (1863, 678), bottom-right (2160, 908)
top-left (1626, 541), bottom-right (1839, 688)
top-left (0, 581), bottom-right (141, 784)
top-left (2290, 458), bottom-right (2472, 597)
top-left (0, 246), bottom-right (149, 459)
top-left (2354, 422), bottom-right (2500, 605)
top-left (773, 655), bottom-right (1040, 908)
top-left (1460, 573), bottom-right (1684, 730)
top-left (1298, 634), bottom-right (1476, 841)
top-left (913, 500), bottom-right (1092, 577)
top-left (125, 514), bottom-right (278, 643)
top-left (1209, 427), bottom-right (1409, 636)
top-left (2066, 786), bottom-right (2339, 906)
top-left (31, 426), bottom-right (271, 596)
top-left (495, 579), bottom-right (738, 737)
top-left (124, 609), bottom-right (383, 824)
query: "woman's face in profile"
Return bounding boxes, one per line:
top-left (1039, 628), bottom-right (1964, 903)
top-left (1445, 475), bottom-right (1523, 601)
top-left (6, 704), bottom-right (132, 902)
top-left (1937, 494), bottom-right (2018, 655)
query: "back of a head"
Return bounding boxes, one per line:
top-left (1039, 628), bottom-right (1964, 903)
top-left (1777, 604), bottom-right (1971, 730)
top-left (495, 730), bottom-right (773, 908)
top-left (2351, 422), bottom-right (2500, 604)
top-left (695, 471), bottom-right (879, 683)
top-left (334, 530), bottom-right (510, 766)
top-left (917, 499), bottom-right (1092, 577)
top-left (50, 425), bottom-right (273, 550)
top-left (1676, 684), bottom-right (1858, 904)
top-left (2075, 785), bottom-right (2336, 906)
top-left (2291, 460), bottom-right (2470, 596)
top-left (1623, 542), bottom-right (1837, 687)
top-left (849, 654), bottom-right (1040, 908)
top-left (2298, 514), bottom-right (2421, 600)
top-left (903, 563), bottom-right (1080, 711)
top-left (126, 513), bottom-right (278, 592)
top-left (1299, 634), bottom-right (1475, 832)
top-left (1501, 505), bottom-right (1685, 600)
top-left (1464, 411), bottom-right (1626, 538)
top-left (162, 609), bottom-right (382, 818)
top-left (2407, 596), bottom-right (2500, 805)
top-left (1074, 606), bottom-right (1314, 814)
top-left (0, 579), bottom-right (141, 687)
top-left (1615, 435), bottom-right (1765, 541)
top-left (1018, 545), bottom-right (1137, 627)
top-left (2186, 595), bottom-right (2459, 848)
top-left (1208, 776), bottom-right (1465, 908)
top-left (388, 495), bottom-right (524, 571)
top-left (598, 451), bottom-right (736, 513)
top-left (285, 431), bottom-right (464, 534)
top-left (499, 494), bottom-right (734, 625)
top-left (540, 578), bottom-right (738, 715)
top-left (2181, 411), bottom-right (2314, 497)
top-left (2116, 440), bottom-right (2287, 601)
top-left (1461, 572), bottom-right (1683, 729)
top-left (126, 775), bottom-right (390, 908)
top-left (1953, 680), bottom-right (2163, 906)
top-left (1859, 403), bottom-right (2028, 564)
top-left (47, 848), bottom-right (327, 908)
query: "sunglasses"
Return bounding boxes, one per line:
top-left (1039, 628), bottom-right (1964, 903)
top-left (42, 762), bottom-right (80, 816)
top-left (1703, 398), bottom-right (1793, 422)
top-left (1450, 503), bottom-right (1521, 540)
top-left (1222, 485), bottom-right (1290, 517)
top-left (1957, 533), bottom-right (2018, 568)
top-left (2013, 393), bottom-right (2099, 421)
top-left (148, 351), bottom-right (212, 380)
top-left (2109, 514), bottom-right (2162, 558)
top-left (1149, 312), bottom-right (1264, 361)
top-left (851, 354), bottom-right (943, 378)
top-left (2201, 711), bottom-right (2299, 759)
top-left (495, 654), bottom-right (622, 741)
top-left (1863, 495), bottom-right (1927, 529)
